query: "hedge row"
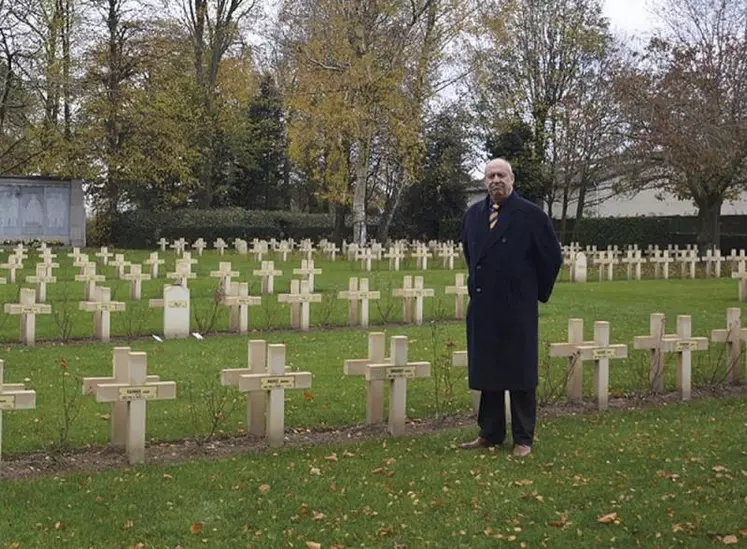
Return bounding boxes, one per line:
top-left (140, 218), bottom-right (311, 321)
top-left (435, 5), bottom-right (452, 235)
top-left (100, 207), bottom-right (745, 249)
top-left (107, 208), bottom-right (339, 248)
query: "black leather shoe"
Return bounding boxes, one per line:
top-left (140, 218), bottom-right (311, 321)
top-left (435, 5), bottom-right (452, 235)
top-left (459, 436), bottom-right (499, 449)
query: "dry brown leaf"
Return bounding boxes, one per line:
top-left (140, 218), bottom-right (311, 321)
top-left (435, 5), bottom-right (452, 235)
top-left (190, 522), bottom-right (203, 535)
top-left (124, 520), bottom-right (134, 529)
top-left (55, 521), bottom-right (66, 531)
top-left (512, 479), bottom-right (534, 487)
top-left (312, 511), bottom-right (325, 521)
top-left (258, 484), bottom-right (271, 494)
top-left (740, 529), bottom-right (747, 536)
top-left (303, 391), bottom-right (314, 401)
top-left (723, 535), bottom-right (738, 545)
top-left (712, 465), bottom-right (728, 472)
top-left (305, 542), bottom-right (321, 549)
top-left (343, 451), bottom-right (356, 457)
top-left (309, 467), bottom-right (321, 476)
top-left (597, 512), bottom-right (618, 524)
top-left (163, 473), bottom-right (173, 480)
top-left (325, 453), bottom-right (338, 462)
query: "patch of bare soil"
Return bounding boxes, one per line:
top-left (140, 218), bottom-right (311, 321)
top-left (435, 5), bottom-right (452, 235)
top-left (2, 384), bottom-right (745, 482)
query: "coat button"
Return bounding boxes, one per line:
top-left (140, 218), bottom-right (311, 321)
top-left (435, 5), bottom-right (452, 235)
top-left (476, 288), bottom-right (482, 293)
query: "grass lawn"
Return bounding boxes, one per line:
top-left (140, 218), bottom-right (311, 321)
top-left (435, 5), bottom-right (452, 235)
top-left (1, 396), bottom-right (745, 548)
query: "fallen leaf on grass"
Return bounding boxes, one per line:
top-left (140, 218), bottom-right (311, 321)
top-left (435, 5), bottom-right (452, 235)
top-left (512, 479), bottom-right (533, 487)
top-left (124, 520), bottom-right (134, 529)
top-left (597, 512), bottom-right (618, 524)
top-left (190, 522), bottom-right (203, 535)
top-left (305, 542), bottom-right (321, 549)
top-left (712, 465), bottom-right (728, 473)
top-left (55, 521), bottom-right (65, 531)
top-left (258, 484), bottom-right (271, 494)
top-left (312, 511), bottom-right (325, 521)
top-left (309, 467), bottom-right (321, 476)
top-left (162, 473), bottom-right (173, 480)
top-left (303, 391), bottom-right (314, 401)
top-left (723, 535), bottom-right (738, 545)
top-left (325, 453), bottom-right (338, 462)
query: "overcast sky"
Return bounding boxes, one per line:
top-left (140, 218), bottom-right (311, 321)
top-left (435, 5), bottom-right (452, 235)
top-left (603, 0), bottom-right (657, 37)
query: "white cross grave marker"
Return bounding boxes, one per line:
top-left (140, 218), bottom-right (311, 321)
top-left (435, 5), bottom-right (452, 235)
top-left (82, 347), bottom-right (160, 449)
top-left (144, 252), bottom-right (165, 279)
top-left (75, 262), bottom-right (106, 301)
top-left (222, 282), bottom-right (261, 335)
top-left (253, 261), bottom-right (282, 294)
top-left (366, 336), bottom-right (431, 436)
top-left (292, 259), bottom-right (322, 292)
top-left (122, 264), bottom-right (151, 301)
top-left (343, 332), bottom-right (388, 424)
top-left (444, 273), bottom-right (468, 319)
top-left (574, 321), bottom-right (628, 410)
top-left (711, 308), bottom-right (747, 384)
top-left (278, 279), bottom-right (321, 331)
top-left (337, 277), bottom-right (380, 328)
top-left (93, 351), bottom-right (176, 464)
top-left (26, 263), bottom-right (56, 303)
top-left (236, 344), bottom-right (312, 447)
top-left (209, 261), bottom-right (239, 292)
top-left (79, 286), bottom-right (126, 342)
top-left (4, 288), bottom-right (52, 346)
top-left (221, 340), bottom-right (270, 436)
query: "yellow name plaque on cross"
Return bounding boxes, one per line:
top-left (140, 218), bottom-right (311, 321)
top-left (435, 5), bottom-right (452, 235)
top-left (0, 395), bottom-right (17, 410)
top-left (260, 376), bottom-right (296, 390)
top-left (118, 386), bottom-right (159, 401)
top-left (592, 348), bottom-right (617, 359)
top-left (675, 341), bottom-right (698, 351)
top-left (167, 300), bottom-right (188, 308)
top-left (385, 366), bottom-right (416, 379)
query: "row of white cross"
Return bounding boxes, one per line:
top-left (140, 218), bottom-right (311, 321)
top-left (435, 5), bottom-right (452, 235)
top-left (2, 273), bottom-right (468, 346)
top-left (4, 308), bottom-right (745, 470)
top-left (548, 309), bottom-right (747, 408)
top-left (0, 334), bottom-right (431, 468)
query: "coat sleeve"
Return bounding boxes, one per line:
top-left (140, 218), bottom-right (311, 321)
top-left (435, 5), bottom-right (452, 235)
top-left (531, 211), bottom-right (562, 303)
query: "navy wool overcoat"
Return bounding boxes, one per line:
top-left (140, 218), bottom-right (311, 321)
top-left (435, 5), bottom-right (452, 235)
top-left (461, 191), bottom-right (562, 391)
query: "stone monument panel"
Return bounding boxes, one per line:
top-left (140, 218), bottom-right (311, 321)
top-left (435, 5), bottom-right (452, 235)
top-left (0, 177), bottom-right (82, 245)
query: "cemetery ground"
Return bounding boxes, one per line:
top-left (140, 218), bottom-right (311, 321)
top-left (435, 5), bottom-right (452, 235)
top-left (0, 397), bottom-right (745, 547)
top-left (0, 249), bottom-right (746, 546)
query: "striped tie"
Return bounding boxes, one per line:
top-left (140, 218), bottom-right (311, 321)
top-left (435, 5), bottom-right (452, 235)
top-left (489, 202), bottom-right (500, 230)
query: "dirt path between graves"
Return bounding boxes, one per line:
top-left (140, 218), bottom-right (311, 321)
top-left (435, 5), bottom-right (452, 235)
top-left (2, 384), bottom-right (746, 481)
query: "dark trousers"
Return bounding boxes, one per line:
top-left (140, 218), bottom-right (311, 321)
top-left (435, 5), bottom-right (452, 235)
top-left (478, 389), bottom-right (536, 446)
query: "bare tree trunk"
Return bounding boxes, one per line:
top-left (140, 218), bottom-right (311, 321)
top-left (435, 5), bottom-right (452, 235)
top-left (695, 195), bottom-right (723, 251)
top-left (351, 136), bottom-right (370, 244)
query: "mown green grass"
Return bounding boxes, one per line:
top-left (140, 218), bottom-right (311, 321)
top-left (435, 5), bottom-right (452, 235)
top-left (1, 397), bottom-right (745, 548)
top-left (0, 259), bottom-right (746, 454)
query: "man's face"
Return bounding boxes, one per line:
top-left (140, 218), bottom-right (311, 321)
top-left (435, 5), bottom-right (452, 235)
top-left (484, 160), bottom-right (514, 203)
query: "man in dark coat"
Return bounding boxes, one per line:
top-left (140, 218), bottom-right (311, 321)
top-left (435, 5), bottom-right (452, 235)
top-left (459, 158), bottom-right (562, 457)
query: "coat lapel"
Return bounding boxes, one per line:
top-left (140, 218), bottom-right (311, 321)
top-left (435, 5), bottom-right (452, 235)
top-left (476, 192), bottom-right (518, 262)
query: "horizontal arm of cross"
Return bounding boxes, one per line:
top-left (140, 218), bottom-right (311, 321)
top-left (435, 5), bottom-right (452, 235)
top-left (82, 375), bottom-right (160, 395)
top-left (576, 344), bottom-right (628, 361)
top-left (238, 371), bottom-right (312, 392)
top-left (4, 303), bottom-right (52, 315)
top-left (95, 381), bottom-right (177, 403)
top-left (660, 336), bottom-right (709, 352)
top-left (0, 389), bottom-right (36, 410)
top-left (365, 361), bottom-right (431, 381)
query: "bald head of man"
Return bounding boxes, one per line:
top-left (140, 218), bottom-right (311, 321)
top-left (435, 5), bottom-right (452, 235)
top-left (483, 158), bottom-right (515, 204)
